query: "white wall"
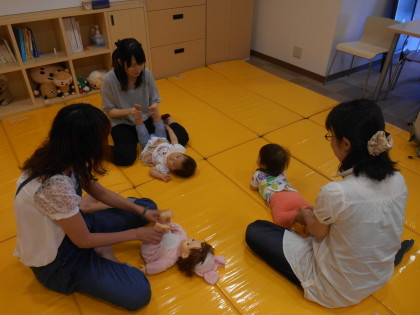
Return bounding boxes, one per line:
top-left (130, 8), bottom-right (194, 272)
top-left (251, 0), bottom-right (394, 76)
top-left (0, 0), bottom-right (127, 16)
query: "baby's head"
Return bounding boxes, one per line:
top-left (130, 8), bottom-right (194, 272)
top-left (166, 152), bottom-right (197, 178)
top-left (258, 143), bottom-right (290, 176)
top-left (177, 238), bottom-right (214, 277)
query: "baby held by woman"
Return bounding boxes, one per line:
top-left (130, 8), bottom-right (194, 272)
top-left (132, 103), bottom-right (196, 182)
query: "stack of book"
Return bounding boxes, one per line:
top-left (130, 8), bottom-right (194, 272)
top-left (63, 17), bottom-right (84, 54)
top-left (12, 26), bottom-right (39, 62)
top-left (0, 39), bottom-right (17, 64)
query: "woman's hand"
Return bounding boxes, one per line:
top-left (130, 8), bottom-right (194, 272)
top-left (135, 226), bottom-right (166, 243)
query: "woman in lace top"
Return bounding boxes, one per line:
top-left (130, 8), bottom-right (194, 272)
top-left (13, 103), bottom-right (168, 311)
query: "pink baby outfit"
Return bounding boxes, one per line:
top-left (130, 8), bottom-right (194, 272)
top-left (140, 222), bottom-right (187, 275)
top-left (194, 254), bottom-right (226, 285)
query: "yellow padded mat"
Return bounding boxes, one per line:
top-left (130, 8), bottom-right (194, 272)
top-left (153, 79), bottom-right (257, 158)
top-left (264, 119), bottom-right (338, 180)
top-left (168, 67), bottom-right (303, 136)
top-left (1, 61), bottom-right (419, 314)
top-left (209, 60), bottom-right (338, 118)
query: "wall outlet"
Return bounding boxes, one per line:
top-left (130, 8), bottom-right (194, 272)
top-left (293, 46), bottom-right (302, 59)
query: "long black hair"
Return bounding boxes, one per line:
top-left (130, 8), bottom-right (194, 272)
top-left (112, 38), bottom-right (146, 91)
top-left (325, 99), bottom-right (397, 181)
top-left (22, 103), bottom-right (111, 184)
top-left (258, 143), bottom-right (290, 177)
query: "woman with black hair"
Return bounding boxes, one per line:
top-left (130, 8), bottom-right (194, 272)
top-left (14, 103), bottom-right (168, 310)
top-left (246, 99), bottom-right (413, 308)
top-left (101, 38), bottom-right (189, 166)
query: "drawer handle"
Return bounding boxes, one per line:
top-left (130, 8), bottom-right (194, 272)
top-left (110, 15), bottom-right (114, 26)
top-left (173, 14), bottom-right (184, 20)
top-left (174, 48), bottom-right (185, 54)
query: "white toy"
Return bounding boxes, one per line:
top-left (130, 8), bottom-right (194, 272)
top-left (87, 70), bottom-right (106, 89)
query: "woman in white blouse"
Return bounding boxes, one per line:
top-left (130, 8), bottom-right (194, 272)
top-left (14, 103), bottom-right (167, 310)
top-left (246, 99), bottom-right (414, 308)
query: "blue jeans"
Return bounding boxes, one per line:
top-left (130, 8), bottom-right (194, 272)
top-left (31, 198), bottom-right (157, 310)
top-left (245, 220), bottom-right (301, 287)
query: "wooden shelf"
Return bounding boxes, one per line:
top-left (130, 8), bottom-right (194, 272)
top-left (0, 0), bottom-right (148, 119)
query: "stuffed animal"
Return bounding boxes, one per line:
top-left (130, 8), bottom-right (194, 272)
top-left (77, 76), bottom-right (91, 93)
top-left (29, 64), bottom-right (64, 102)
top-left (53, 69), bottom-right (74, 97)
top-left (39, 82), bottom-right (58, 101)
top-left (0, 74), bottom-right (12, 106)
top-left (87, 70), bottom-right (106, 89)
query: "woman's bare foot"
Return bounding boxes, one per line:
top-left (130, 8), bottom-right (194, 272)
top-left (95, 246), bottom-right (119, 262)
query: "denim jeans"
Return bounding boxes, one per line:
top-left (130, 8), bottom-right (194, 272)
top-left (245, 220), bottom-right (301, 287)
top-left (31, 198), bottom-right (157, 310)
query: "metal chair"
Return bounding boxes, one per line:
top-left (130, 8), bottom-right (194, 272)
top-left (386, 39), bottom-right (420, 96)
top-left (324, 16), bottom-right (400, 97)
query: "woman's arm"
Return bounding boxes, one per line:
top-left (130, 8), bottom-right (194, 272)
top-left (108, 107), bottom-right (136, 119)
top-left (300, 207), bottom-right (330, 240)
top-left (83, 180), bottom-right (160, 222)
top-left (57, 212), bottom-right (165, 248)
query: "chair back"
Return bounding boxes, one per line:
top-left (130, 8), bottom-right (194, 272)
top-left (360, 16), bottom-right (400, 50)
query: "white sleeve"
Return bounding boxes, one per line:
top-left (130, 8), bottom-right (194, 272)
top-left (34, 176), bottom-right (81, 220)
top-left (313, 182), bottom-right (344, 225)
top-left (250, 170), bottom-right (259, 188)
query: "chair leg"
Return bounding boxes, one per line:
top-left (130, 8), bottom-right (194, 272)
top-left (324, 50), bottom-right (339, 85)
top-left (384, 60), bottom-right (403, 99)
top-left (391, 59), bottom-right (406, 90)
top-left (348, 56), bottom-right (355, 76)
top-left (362, 61), bottom-right (373, 98)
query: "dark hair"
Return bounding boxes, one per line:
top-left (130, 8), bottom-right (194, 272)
top-left (172, 154), bottom-right (197, 178)
top-left (177, 241), bottom-right (214, 277)
top-left (112, 38), bottom-right (146, 91)
top-left (22, 103), bottom-right (111, 184)
top-left (325, 99), bottom-right (397, 181)
top-left (258, 143), bottom-right (290, 177)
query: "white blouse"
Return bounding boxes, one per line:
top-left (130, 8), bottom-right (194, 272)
top-left (14, 173), bottom-right (81, 267)
top-left (283, 170), bottom-right (407, 308)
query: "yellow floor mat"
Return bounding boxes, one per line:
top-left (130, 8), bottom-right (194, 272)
top-left (209, 60), bottom-right (338, 118)
top-left (168, 67), bottom-right (303, 136)
top-left (1, 62), bottom-right (419, 314)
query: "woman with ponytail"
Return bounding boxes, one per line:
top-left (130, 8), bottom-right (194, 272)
top-left (101, 38), bottom-right (189, 166)
top-left (246, 99), bottom-right (413, 308)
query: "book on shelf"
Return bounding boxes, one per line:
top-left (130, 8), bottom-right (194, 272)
top-left (63, 17), bottom-right (84, 53)
top-left (12, 26), bottom-right (39, 62)
top-left (2, 39), bottom-right (17, 63)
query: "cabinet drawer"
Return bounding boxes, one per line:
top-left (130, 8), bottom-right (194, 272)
top-left (148, 5), bottom-right (205, 47)
top-left (151, 38), bottom-right (205, 78)
top-left (146, 0), bottom-right (205, 11)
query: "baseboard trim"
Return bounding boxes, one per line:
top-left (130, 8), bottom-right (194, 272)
top-left (250, 50), bottom-right (382, 83)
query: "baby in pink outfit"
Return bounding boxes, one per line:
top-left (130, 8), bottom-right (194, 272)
top-left (140, 213), bottom-right (225, 284)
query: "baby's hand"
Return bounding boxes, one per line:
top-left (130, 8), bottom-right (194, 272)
top-left (160, 174), bottom-right (171, 182)
top-left (158, 210), bottom-right (174, 224)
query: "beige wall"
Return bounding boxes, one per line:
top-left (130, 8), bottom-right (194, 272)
top-left (251, 0), bottom-right (394, 76)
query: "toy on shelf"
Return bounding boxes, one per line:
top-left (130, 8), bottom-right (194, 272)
top-left (77, 76), bottom-right (91, 93)
top-left (0, 74), bottom-right (12, 106)
top-left (29, 64), bottom-right (65, 104)
top-left (87, 70), bottom-right (106, 89)
top-left (53, 69), bottom-right (75, 98)
top-left (89, 25), bottom-right (105, 47)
